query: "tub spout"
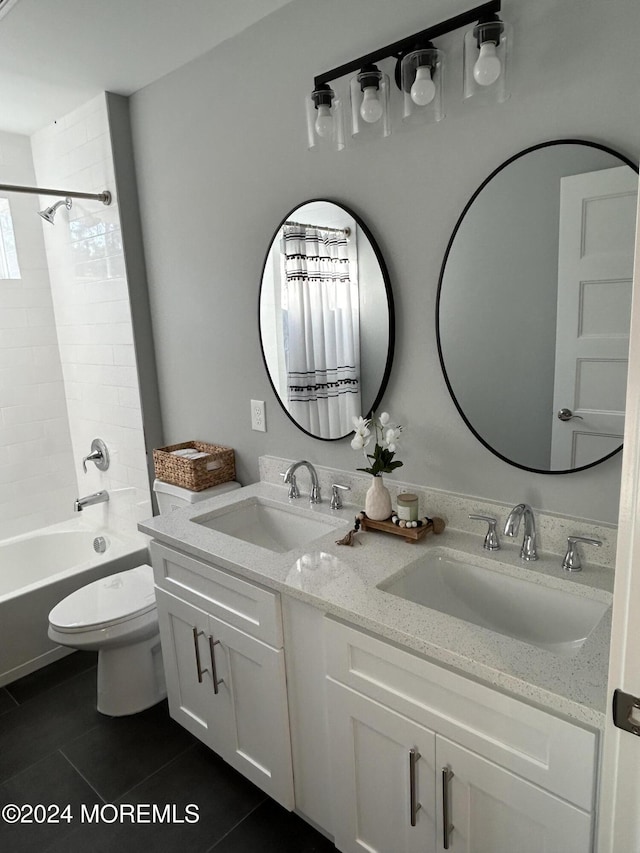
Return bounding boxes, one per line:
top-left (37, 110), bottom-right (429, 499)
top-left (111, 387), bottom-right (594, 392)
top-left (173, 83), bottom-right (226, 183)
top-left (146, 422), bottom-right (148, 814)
top-left (74, 490), bottom-right (109, 512)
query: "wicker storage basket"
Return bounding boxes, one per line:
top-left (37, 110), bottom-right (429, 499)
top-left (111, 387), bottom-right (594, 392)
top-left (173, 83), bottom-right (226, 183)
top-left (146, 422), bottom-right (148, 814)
top-left (153, 441), bottom-right (235, 492)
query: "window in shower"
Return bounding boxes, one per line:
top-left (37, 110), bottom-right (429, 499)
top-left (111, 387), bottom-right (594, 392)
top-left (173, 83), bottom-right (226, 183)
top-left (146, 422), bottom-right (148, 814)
top-left (0, 197), bottom-right (20, 279)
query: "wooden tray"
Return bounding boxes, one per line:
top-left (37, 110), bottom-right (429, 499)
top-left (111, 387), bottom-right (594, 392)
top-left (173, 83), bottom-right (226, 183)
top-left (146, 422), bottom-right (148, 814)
top-left (360, 515), bottom-right (446, 543)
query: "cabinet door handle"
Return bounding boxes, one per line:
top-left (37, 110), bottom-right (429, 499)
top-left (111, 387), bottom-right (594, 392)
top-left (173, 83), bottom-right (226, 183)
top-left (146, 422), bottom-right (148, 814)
top-left (442, 766), bottom-right (454, 850)
top-left (192, 627), bottom-right (208, 683)
top-left (409, 748), bottom-right (422, 826)
top-left (208, 635), bottom-right (225, 694)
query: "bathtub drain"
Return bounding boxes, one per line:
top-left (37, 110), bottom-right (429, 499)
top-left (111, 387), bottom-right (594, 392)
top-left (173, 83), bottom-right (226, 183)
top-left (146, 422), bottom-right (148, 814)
top-left (93, 536), bottom-right (108, 554)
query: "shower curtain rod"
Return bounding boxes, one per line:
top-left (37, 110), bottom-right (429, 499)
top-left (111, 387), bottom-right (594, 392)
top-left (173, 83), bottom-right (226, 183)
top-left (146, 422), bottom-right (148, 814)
top-left (285, 219), bottom-right (351, 237)
top-left (0, 182), bottom-right (111, 205)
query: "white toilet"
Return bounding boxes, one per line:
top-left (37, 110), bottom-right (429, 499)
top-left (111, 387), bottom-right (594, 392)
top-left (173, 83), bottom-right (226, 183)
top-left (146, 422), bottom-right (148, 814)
top-left (48, 478), bottom-right (241, 716)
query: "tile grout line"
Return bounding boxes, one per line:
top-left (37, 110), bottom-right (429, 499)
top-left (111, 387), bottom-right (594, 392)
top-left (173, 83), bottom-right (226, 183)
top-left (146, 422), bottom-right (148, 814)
top-left (205, 796), bottom-right (269, 852)
top-left (113, 741), bottom-right (199, 803)
top-left (54, 714), bottom-right (109, 757)
top-left (0, 667), bottom-right (103, 788)
top-left (58, 749), bottom-right (107, 803)
top-left (4, 657), bottom-right (98, 707)
top-left (0, 737), bottom-right (98, 789)
top-left (58, 736), bottom-right (198, 805)
top-left (0, 687), bottom-right (20, 712)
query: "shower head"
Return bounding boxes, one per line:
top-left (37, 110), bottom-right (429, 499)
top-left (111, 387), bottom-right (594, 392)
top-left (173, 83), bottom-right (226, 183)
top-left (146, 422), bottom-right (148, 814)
top-left (38, 197), bottom-right (72, 224)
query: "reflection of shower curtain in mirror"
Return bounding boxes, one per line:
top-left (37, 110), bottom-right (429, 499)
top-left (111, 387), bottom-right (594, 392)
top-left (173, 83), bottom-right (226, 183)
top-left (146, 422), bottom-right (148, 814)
top-left (282, 223), bottom-right (360, 438)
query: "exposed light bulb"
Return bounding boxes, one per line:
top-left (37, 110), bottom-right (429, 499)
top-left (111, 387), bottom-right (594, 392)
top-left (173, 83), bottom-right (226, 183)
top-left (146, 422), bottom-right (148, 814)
top-left (359, 87), bottom-right (383, 124)
top-left (410, 65), bottom-right (436, 106)
top-left (473, 41), bottom-right (501, 86)
top-left (315, 104), bottom-right (334, 138)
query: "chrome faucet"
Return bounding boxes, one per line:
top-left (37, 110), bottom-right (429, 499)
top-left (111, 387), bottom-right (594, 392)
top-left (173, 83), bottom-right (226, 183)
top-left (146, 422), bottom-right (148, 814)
top-left (82, 438), bottom-right (109, 473)
top-left (74, 490), bottom-right (109, 512)
top-left (282, 460), bottom-right (321, 503)
top-left (504, 503), bottom-right (538, 561)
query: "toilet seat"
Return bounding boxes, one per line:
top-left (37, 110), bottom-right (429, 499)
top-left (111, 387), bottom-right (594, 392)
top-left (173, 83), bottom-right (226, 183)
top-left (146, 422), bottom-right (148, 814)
top-left (49, 564), bottom-right (156, 634)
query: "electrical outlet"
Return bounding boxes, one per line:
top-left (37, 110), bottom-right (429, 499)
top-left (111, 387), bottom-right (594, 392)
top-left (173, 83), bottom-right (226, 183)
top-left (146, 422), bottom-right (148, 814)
top-left (251, 399), bottom-right (266, 432)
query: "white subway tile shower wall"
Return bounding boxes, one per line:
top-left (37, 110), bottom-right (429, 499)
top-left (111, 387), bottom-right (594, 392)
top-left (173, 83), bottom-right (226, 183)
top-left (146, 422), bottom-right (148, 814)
top-left (31, 94), bottom-right (151, 536)
top-left (0, 131), bottom-right (76, 540)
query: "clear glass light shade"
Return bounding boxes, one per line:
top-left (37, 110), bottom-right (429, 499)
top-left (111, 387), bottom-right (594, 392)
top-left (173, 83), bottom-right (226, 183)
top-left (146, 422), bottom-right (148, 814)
top-left (305, 86), bottom-right (345, 151)
top-left (350, 67), bottom-right (391, 140)
top-left (400, 48), bottom-right (444, 125)
top-left (463, 20), bottom-right (511, 103)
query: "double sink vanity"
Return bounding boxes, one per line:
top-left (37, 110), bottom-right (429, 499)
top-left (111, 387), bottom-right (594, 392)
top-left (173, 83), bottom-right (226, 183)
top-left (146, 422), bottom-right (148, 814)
top-left (139, 457), bottom-right (615, 853)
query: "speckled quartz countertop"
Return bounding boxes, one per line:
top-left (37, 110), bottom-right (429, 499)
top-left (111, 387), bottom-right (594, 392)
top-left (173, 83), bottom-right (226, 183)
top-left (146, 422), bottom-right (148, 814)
top-left (139, 481), bottom-right (614, 730)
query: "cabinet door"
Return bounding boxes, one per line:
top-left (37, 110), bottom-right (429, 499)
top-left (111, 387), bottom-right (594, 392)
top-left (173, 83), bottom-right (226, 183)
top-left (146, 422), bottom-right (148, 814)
top-left (206, 613), bottom-right (294, 810)
top-left (327, 679), bottom-right (437, 853)
top-left (155, 588), bottom-right (224, 745)
top-left (435, 737), bottom-right (592, 853)
top-left (156, 588), bottom-right (294, 808)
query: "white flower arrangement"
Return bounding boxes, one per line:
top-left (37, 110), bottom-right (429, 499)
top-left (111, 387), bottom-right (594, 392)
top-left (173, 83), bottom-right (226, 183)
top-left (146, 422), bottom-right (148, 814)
top-left (351, 412), bottom-right (403, 477)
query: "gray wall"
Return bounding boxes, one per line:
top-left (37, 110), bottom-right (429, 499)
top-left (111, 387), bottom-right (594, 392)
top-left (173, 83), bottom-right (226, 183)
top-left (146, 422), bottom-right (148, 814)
top-left (129, 0), bottom-right (639, 524)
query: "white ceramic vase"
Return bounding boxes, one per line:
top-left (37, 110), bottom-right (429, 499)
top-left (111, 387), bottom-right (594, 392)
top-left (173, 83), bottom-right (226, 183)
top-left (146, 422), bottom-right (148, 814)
top-left (365, 475), bottom-right (392, 521)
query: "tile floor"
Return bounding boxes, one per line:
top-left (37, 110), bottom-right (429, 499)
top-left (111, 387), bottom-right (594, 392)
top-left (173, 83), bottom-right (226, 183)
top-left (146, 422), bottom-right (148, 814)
top-left (0, 652), bottom-right (337, 852)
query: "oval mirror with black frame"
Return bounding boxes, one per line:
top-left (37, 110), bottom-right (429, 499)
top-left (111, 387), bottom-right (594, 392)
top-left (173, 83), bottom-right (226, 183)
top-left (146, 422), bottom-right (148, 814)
top-left (259, 199), bottom-right (394, 440)
top-left (437, 139), bottom-right (638, 474)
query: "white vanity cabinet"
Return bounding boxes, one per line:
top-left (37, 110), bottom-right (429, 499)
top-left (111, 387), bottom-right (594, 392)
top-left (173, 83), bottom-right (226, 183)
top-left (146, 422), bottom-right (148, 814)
top-left (150, 541), bottom-right (294, 809)
top-left (148, 534), bottom-right (601, 852)
top-left (325, 620), bottom-right (596, 853)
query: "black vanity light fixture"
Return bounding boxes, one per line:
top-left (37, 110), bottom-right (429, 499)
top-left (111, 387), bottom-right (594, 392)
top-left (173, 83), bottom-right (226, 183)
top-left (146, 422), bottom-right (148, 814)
top-left (306, 1), bottom-right (510, 151)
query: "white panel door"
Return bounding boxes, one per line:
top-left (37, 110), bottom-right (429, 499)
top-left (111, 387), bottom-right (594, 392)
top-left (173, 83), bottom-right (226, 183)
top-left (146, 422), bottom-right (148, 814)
top-left (551, 165), bottom-right (637, 468)
top-left (435, 738), bottom-right (592, 853)
top-left (327, 679), bottom-right (437, 853)
top-left (597, 156), bottom-right (640, 851)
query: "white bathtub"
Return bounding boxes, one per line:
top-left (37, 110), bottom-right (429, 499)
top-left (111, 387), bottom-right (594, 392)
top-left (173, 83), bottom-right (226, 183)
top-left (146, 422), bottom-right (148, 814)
top-left (0, 519), bottom-right (149, 686)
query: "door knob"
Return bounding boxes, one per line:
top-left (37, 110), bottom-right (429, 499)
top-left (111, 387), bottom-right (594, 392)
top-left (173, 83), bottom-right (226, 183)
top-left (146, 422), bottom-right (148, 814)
top-left (557, 408), bottom-right (584, 422)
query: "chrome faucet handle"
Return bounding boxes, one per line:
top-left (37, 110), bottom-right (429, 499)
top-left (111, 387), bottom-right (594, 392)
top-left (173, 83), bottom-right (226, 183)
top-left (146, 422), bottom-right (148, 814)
top-left (280, 471), bottom-right (300, 499)
top-left (82, 438), bottom-right (109, 473)
top-left (331, 484), bottom-right (350, 510)
top-left (562, 536), bottom-right (602, 572)
top-left (469, 514), bottom-right (500, 551)
top-left (82, 450), bottom-right (101, 473)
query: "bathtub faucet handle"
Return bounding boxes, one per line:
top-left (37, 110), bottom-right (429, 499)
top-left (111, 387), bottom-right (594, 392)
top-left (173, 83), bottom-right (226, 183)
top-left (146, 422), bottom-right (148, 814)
top-left (82, 438), bottom-right (110, 474)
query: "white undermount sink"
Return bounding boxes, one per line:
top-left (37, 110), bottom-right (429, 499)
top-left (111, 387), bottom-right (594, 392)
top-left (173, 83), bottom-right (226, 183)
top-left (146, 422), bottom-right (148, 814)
top-left (192, 497), bottom-right (341, 553)
top-left (379, 550), bottom-right (610, 656)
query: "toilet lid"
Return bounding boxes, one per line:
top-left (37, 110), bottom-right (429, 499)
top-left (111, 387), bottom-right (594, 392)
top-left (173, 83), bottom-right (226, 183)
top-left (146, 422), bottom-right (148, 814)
top-left (49, 565), bottom-right (156, 632)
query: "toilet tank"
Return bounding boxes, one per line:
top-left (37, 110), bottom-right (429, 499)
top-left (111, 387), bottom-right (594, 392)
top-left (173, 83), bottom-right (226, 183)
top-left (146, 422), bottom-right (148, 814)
top-left (153, 479), bottom-right (241, 514)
